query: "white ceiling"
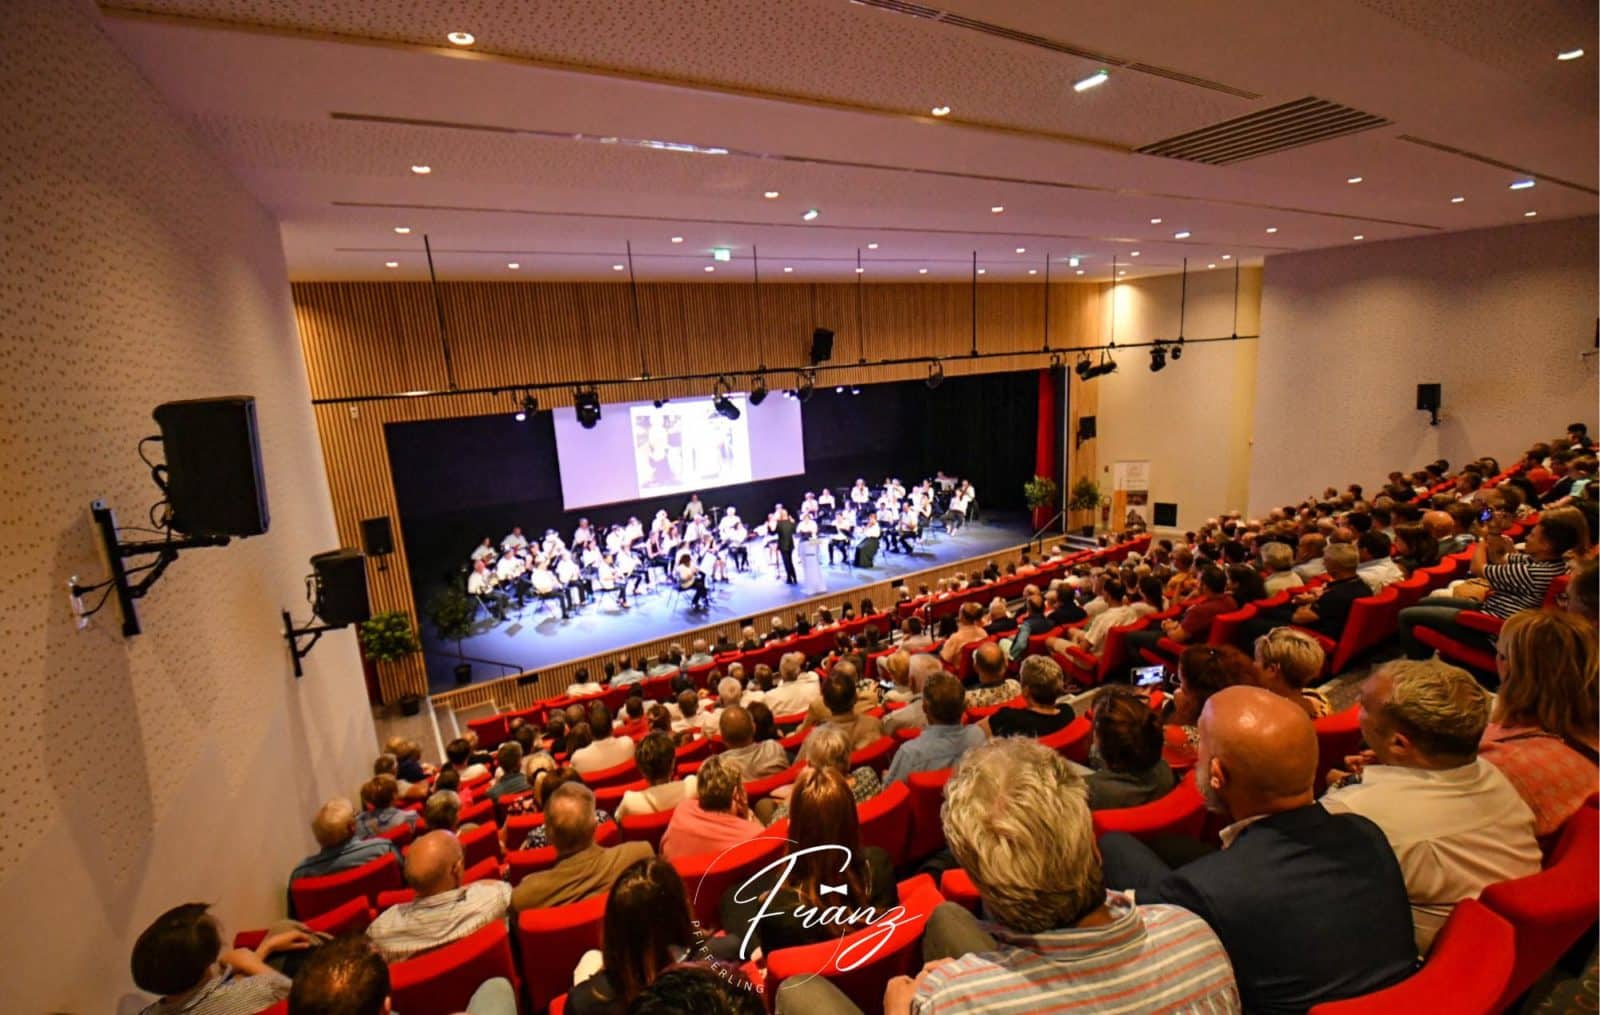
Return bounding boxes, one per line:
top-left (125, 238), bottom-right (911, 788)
top-left (98, 0), bottom-right (1597, 283)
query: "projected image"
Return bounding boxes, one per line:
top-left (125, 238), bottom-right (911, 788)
top-left (629, 396), bottom-right (752, 496)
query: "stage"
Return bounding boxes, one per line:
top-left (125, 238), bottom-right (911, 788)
top-left (418, 511), bottom-right (1035, 691)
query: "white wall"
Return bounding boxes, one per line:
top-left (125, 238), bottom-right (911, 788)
top-left (0, 3), bottom-right (377, 1011)
top-left (1249, 216), bottom-right (1599, 516)
top-left (1083, 267), bottom-right (1261, 531)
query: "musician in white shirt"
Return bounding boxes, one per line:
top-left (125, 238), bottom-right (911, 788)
top-left (650, 510), bottom-right (672, 539)
top-left (830, 505), bottom-right (856, 564)
top-left (683, 494), bottom-right (705, 521)
top-left (859, 513), bottom-right (882, 541)
top-left (944, 488), bottom-right (970, 531)
top-left (571, 519), bottom-right (596, 549)
top-left (720, 508), bottom-right (749, 571)
top-left (796, 511), bottom-right (819, 540)
top-left (817, 488), bottom-right (836, 512)
top-left (494, 551), bottom-right (527, 602)
top-left (501, 527), bottom-right (528, 552)
top-left (801, 492), bottom-right (820, 517)
top-left (850, 479), bottom-right (871, 506)
top-left (622, 517), bottom-right (644, 547)
top-left (878, 502), bottom-right (903, 552)
top-left (540, 529), bottom-right (565, 558)
top-left (467, 559), bottom-right (497, 596)
top-left (675, 553), bottom-right (709, 611)
top-left (528, 562), bottom-right (569, 618)
top-left (471, 538), bottom-right (497, 562)
top-left (554, 552), bottom-right (589, 609)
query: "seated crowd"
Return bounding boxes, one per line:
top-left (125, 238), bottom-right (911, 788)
top-left (130, 432), bottom-right (1598, 1015)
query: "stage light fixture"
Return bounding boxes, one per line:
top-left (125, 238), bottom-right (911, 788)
top-left (1149, 342), bottom-right (1167, 373)
top-left (749, 374), bottom-right (769, 405)
top-left (712, 376), bottom-right (741, 420)
top-left (514, 391), bottom-right (538, 421)
top-left (1075, 352), bottom-right (1093, 380)
top-left (797, 369), bottom-right (816, 403)
top-left (1171, 336), bottom-right (1184, 361)
top-left (850, 386), bottom-right (861, 395)
top-left (926, 359), bottom-right (944, 389)
top-left (652, 398), bottom-right (667, 409)
top-left (574, 387), bottom-right (602, 429)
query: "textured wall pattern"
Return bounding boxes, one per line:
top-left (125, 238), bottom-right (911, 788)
top-left (0, 2), bottom-right (377, 1011)
top-left (1251, 216), bottom-right (1598, 516)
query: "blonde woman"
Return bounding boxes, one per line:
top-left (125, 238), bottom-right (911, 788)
top-left (1252, 627), bottom-right (1330, 718)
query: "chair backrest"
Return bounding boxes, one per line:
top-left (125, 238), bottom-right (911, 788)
top-left (493, 789), bottom-right (538, 824)
top-left (458, 821), bottom-right (503, 868)
top-left (1329, 586), bottom-right (1399, 675)
top-left (1090, 772), bottom-right (1206, 841)
top-left (465, 714), bottom-right (510, 750)
top-left (1390, 571), bottom-right (1431, 611)
top-left (1208, 603), bottom-right (1255, 649)
top-left (233, 895), bottom-right (374, 950)
top-left (1307, 899), bottom-right (1514, 1015)
top-left (290, 851), bottom-right (403, 920)
top-left (1312, 705), bottom-right (1364, 795)
top-left (640, 673), bottom-right (676, 701)
top-left (618, 807), bottom-right (676, 853)
top-left (594, 779), bottom-right (648, 814)
top-left (376, 822), bottom-right (415, 850)
top-left (670, 835), bottom-right (788, 932)
top-left (515, 891), bottom-right (609, 1013)
top-left (388, 920), bottom-right (520, 1014)
top-left (457, 797), bottom-right (495, 828)
top-left (745, 761), bottom-right (805, 804)
top-left (850, 736), bottom-right (898, 775)
top-left (1543, 574), bottom-right (1571, 609)
top-left (507, 822), bottom-right (620, 883)
top-left (1039, 716), bottom-right (1092, 764)
top-left (763, 874), bottom-right (944, 1010)
top-left (953, 638), bottom-right (988, 680)
top-left (904, 768), bottom-right (954, 863)
top-left (857, 780), bottom-right (912, 867)
top-left (582, 757), bottom-right (642, 790)
top-left (675, 737), bottom-right (712, 764)
top-left (1479, 802), bottom-right (1600, 1006)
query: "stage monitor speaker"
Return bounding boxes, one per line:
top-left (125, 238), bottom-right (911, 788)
top-left (1153, 502), bottom-right (1178, 527)
top-left (360, 516), bottom-right (394, 557)
top-left (1076, 415), bottom-right (1097, 441)
top-left (151, 396), bottom-right (269, 538)
top-left (810, 328), bottom-right (835, 364)
top-left (1416, 383), bottom-right (1441, 412)
top-left (312, 548), bottom-right (369, 628)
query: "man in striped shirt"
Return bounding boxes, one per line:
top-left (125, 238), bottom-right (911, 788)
top-left (366, 830), bottom-right (512, 961)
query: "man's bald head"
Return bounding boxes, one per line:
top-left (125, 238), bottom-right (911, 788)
top-left (311, 799), bottom-right (357, 849)
top-left (404, 830), bottom-right (464, 896)
top-left (719, 705), bottom-right (754, 747)
top-left (1197, 686), bottom-right (1318, 821)
top-left (973, 642), bottom-right (1007, 684)
top-left (1422, 510), bottom-right (1455, 539)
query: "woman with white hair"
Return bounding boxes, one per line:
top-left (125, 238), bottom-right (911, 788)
top-left (764, 724), bottom-right (882, 824)
top-left (1260, 541), bottom-right (1304, 595)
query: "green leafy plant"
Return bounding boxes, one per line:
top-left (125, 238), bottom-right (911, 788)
top-left (1068, 476), bottom-right (1106, 513)
top-left (1023, 474), bottom-right (1059, 510)
top-left (425, 585), bottom-right (477, 653)
top-left (359, 610), bottom-right (419, 663)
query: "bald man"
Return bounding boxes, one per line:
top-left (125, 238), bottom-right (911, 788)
top-left (365, 830), bottom-right (512, 960)
top-left (288, 798), bottom-right (398, 896)
top-left (1099, 687), bottom-right (1416, 1015)
top-left (716, 706), bottom-right (789, 781)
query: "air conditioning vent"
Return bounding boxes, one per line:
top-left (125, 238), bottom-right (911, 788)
top-left (1136, 97), bottom-right (1389, 165)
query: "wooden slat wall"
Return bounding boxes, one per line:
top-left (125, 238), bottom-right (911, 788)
top-left (292, 280), bottom-right (1104, 700)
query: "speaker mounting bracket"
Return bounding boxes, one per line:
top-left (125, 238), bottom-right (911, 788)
top-left (72, 501), bottom-right (231, 638)
top-left (282, 609), bottom-right (342, 678)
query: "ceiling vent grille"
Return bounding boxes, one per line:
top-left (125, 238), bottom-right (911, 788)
top-left (1136, 97), bottom-right (1390, 165)
top-left (849, 0), bottom-right (1259, 99)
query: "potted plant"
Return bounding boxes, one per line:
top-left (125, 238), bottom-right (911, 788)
top-left (1068, 476), bottom-right (1105, 536)
top-left (359, 611), bottom-right (423, 711)
top-left (1023, 474), bottom-right (1060, 532)
top-left (426, 584), bottom-right (477, 686)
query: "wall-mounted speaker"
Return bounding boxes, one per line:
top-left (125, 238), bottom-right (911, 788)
top-left (1153, 502), bottom-right (1178, 527)
top-left (360, 516), bottom-right (394, 557)
top-left (151, 396), bottom-right (269, 538)
top-left (810, 328), bottom-right (835, 364)
top-left (1416, 383), bottom-right (1442, 412)
top-left (311, 548), bottom-right (369, 628)
top-left (1076, 415), bottom-right (1097, 444)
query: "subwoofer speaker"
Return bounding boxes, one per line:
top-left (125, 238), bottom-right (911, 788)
top-left (810, 328), bottom-right (835, 364)
top-left (151, 396), bottom-right (269, 538)
top-left (311, 549), bottom-right (369, 628)
top-left (360, 516), bottom-right (394, 557)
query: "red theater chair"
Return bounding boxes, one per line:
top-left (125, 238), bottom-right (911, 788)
top-left (938, 867), bottom-right (981, 913)
top-left (849, 736), bottom-right (897, 775)
top-left (669, 835), bottom-right (788, 932)
top-left (290, 851), bottom-right (403, 920)
top-left (1327, 586), bottom-right (1399, 675)
top-left (459, 821), bottom-right (503, 868)
top-left (1313, 705), bottom-right (1363, 795)
top-left (374, 855), bottom-right (502, 913)
top-left (506, 822), bottom-right (619, 883)
top-left (905, 768), bottom-right (954, 863)
top-left (581, 758), bottom-right (641, 790)
top-left (1091, 773), bottom-right (1206, 842)
top-left (516, 891), bottom-right (609, 1013)
top-left (234, 895), bottom-right (374, 950)
top-left (1039, 715), bottom-right (1092, 764)
top-left (857, 780), bottom-right (912, 868)
top-left (618, 807), bottom-right (675, 853)
top-left (388, 921), bottom-right (520, 1015)
top-left (745, 761), bottom-right (805, 805)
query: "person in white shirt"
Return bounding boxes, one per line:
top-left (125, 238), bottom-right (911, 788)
top-left (501, 527), bottom-right (528, 553)
top-left (675, 553), bottom-right (709, 611)
top-left (622, 516), bottom-right (644, 547)
top-left (829, 505), bottom-right (856, 564)
top-left (850, 479), bottom-right (871, 507)
top-left (796, 511), bottom-right (819, 540)
top-left (685, 638), bottom-right (714, 668)
top-left (1355, 531), bottom-right (1405, 592)
top-left (944, 489), bottom-right (970, 532)
top-left (571, 519), bottom-right (596, 550)
top-left (466, 560), bottom-right (500, 616)
top-left (554, 552), bottom-right (589, 609)
top-left (565, 667), bottom-right (604, 697)
top-left (366, 830), bottom-right (512, 961)
top-left (683, 493), bottom-right (705, 521)
top-left (470, 538), bottom-right (497, 563)
top-left (801, 492), bottom-right (820, 517)
top-left (610, 657), bottom-right (646, 687)
top-left (569, 703), bottom-right (638, 774)
top-left (528, 562), bottom-right (568, 618)
top-left (650, 510), bottom-right (672, 540)
top-left (1261, 541), bottom-right (1306, 595)
top-left (761, 652), bottom-right (822, 718)
top-left (672, 690), bottom-right (721, 738)
top-left (540, 529), bottom-right (565, 559)
top-left (616, 732), bottom-right (699, 819)
top-left (1322, 658), bottom-right (1541, 953)
top-left (817, 488), bottom-right (836, 512)
top-left (494, 550), bottom-right (526, 589)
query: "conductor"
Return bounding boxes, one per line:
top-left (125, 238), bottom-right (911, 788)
top-left (774, 508), bottom-right (798, 585)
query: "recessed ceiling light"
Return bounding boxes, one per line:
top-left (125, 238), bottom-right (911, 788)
top-left (1524, 210), bottom-right (1538, 217)
top-left (867, 242), bottom-right (879, 250)
top-left (1150, 217), bottom-right (1163, 224)
top-left (1265, 226), bottom-right (1278, 233)
top-left (1076, 269), bottom-right (1085, 275)
top-left (410, 164), bottom-right (431, 175)
top-left (990, 205), bottom-right (1004, 214)
top-left (1352, 234), bottom-right (1365, 240)
top-left (1068, 256), bottom-right (1080, 267)
top-left (612, 264), bottom-right (625, 270)
top-left (1558, 48), bottom-right (1585, 61)
top-left (783, 266), bottom-right (793, 272)
top-left (393, 226), bottom-right (411, 234)
top-left (977, 268), bottom-right (987, 275)
top-left (1221, 254), bottom-right (1232, 260)
top-left (704, 265), bottom-right (715, 272)
top-left (1015, 246), bottom-right (1026, 253)
top-left (802, 208), bottom-right (820, 221)
top-left (712, 248), bottom-right (731, 262)
top-left (1509, 179), bottom-right (1536, 190)
top-left (384, 261), bottom-right (399, 268)
top-left (446, 31), bottom-right (475, 46)
top-left (855, 267), bottom-right (865, 274)
top-left (1130, 251), bottom-right (1140, 257)
top-left (1346, 175), bottom-right (1363, 184)
top-left (1118, 270), bottom-right (1126, 276)
top-left (507, 262), bottom-right (520, 269)
top-left (1450, 196), bottom-right (1465, 204)
top-left (763, 190), bottom-right (780, 199)
top-left (1028, 269), bottom-right (1038, 275)
top-left (1073, 69), bottom-right (1110, 92)
top-left (1174, 230), bottom-right (1191, 239)
top-left (670, 235), bottom-right (684, 243)
top-left (1208, 263), bottom-right (1217, 269)
top-left (918, 267), bottom-right (929, 274)
top-left (930, 106), bottom-right (951, 117)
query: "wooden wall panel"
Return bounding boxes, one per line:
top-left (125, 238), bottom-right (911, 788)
top-left (292, 280), bottom-right (1105, 701)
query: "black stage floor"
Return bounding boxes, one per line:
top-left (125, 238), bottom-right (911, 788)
top-left (419, 512), bottom-right (1033, 691)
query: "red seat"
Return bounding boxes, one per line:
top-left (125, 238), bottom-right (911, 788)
top-left (1308, 900), bottom-right (1514, 1014)
top-left (581, 758), bottom-right (641, 790)
top-left (493, 789), bottom-right (538, 825)
top-left (1390, 571), bottom-right (1431, 612)
top-left (466, 714), bottom-right (510, 750)
top-left (458, 797), bottom-right (495, 828)
top-left (618, 807), bottom-right (676, 853)
top-left (669, 834), bottom-right (788, 932)
top-left (745, 762), bottom-right (805, 804)
top-left (1328, 586), bottom-right (1399, 675)
top-left (459, 821), bottom-right (503, 869)
top-left (675, 737), bottom-right (712, 764)
top-left (1313, 705), bottom-right (1363, 795)
top-left (857, 780), bottom-right (912, 867)
top-left (1091, 772), bottom-right (1206, 841)
top-left (640, 673), bottom-right (676, 701)
top-left (684, 660), bottom-right (718, 689)
top-left (849, 736), bottom-right (898, 775)
top-left (905, 768), bottom-right (954, 863)
top-left (234, 895), bottom-right (374, 950)
top-left (504, 811), bottom-right (545, 846)
top-left (290, 851), bottom-right (403, 920)
top-left (1207, 602), bottom-right (1255, 650)
top-left (388, 920), bottom-right (520, 1015)
top-left (1479, 802), bottom-right (1600, 1008)
top-left (938, 867), bottom-right (981, 913)
top-left (376, 822), bottom-right (415, 850)
top-left (506, 822), bottom-right (619, 883)
top-left (761, 875), bottom-right (944, 1011)
top-left (374, 856), bottom-right (505, 912)
top-left (516, 891), bottom-right (609, 1013)
top-left (594, 779), bottom-right (647, 814)
top-left (1039, 716), bottom-right (1092, 764)
top-left (779, 725), bottom-right (809, 752)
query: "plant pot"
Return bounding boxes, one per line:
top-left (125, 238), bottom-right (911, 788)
top-left (1079, 525), bottom-right (1095, 537)
top-left (454, 663), bottom-right (473, 686)
top-left (398, 694), bottom-right (423, 717)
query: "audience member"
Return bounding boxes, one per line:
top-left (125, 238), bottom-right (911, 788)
top-left (353, 775), bottom-right (419, 838)
top-left (485, 742), bottom-right (531, 803)
top-left (1251, 626), bottom-right (1330, 718)
top-left (1260, 541), bottom-right (1304, 594)
top-left (1248, 543), bottom-right (1368, 642)
top-left (938, 602), bottom-right (988, 664)
top-left (445, 737), bottom-right (489, 783)
top-left (520, 767), bottom-right (617, 849)
top-left (800, 663), bottom-right (884, 750)
top-left (982, 656), bottom-right (1075, 738)
top-left (660, 755), bottom-right (762, 860)
top-left (366, 830), bottom-right (512, 960)
top-left (768, 725), bottom-right (883, 824)
top-left (616, 731), bottom-right (698, 820)
top-left (716, 706), bottom-right (790, 781)
top-left (963, 642), bottom-right (1021, 709)
top-left (286, 936), bottom-right (389, 1015)
top-left (882, 653), bottom-right (944, 733)
top-left (1081, 687), bottom-right (1175, 810)
top-left (132, 903), bottom-right (308, 1015)
top-left (1356, 531), bottom-right (1405, 590)
top-left (1323, 659), bottom-right (1542, 951)
top-left (512, 782), bottom-right (652, 912)
top-left (289, 799), bottom-right (397, 890)
top-left (632, 965), bottom-right (764, 1015)
top-left (570, 703), bottom-right (638, 774)
top-left (569, 858), bottom-right (703, 1015)
top-left (761, 652), bottom-right (820, 717)
top-left (422, 789), bottom-right (463, 833)
top-left (886, 672), bottom-right (984, 782)
top-left (1100, 687), bottom-right (1416, 1013)
top-left (1163, 645), bottom-right (1259, 768)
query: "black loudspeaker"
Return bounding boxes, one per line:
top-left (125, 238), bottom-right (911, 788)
top-left (810, 328), bottom-right (835, 364)
top-left (151, 396), bottom-right (270, 538)
top-left (1077, 415), bottom-right (1097, 440)
top-left (1154, 502), bottom-right (1178, 527)
top-left (1416, 383), bottom-right (1442, 412)
top-left (312, 548), bottom-right (370, 627)
top-left (360, 516), bottom-right (394, 557)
